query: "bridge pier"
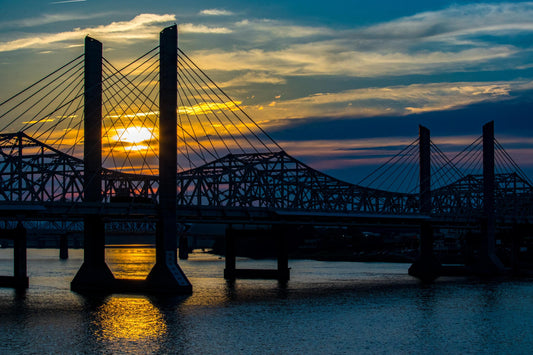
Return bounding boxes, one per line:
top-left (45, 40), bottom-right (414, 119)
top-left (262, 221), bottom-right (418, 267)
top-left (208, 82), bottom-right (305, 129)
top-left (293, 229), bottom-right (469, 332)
top-left (145, 25), bottom-right (192, 293)
top-left (71, 36), bottom-right (115, 293)
top-left (473, 121), bottom-right (504, 275)
top-left (0, 222), bottom-right (29, 289)
top-left (224, 224), bottom-right (290, 281)
top-left (409, 125), bottom-right (441, 282)
top-left (178, 234), bottom-right (189, 260)
top-left (59, 232), bottom-right (68, 260)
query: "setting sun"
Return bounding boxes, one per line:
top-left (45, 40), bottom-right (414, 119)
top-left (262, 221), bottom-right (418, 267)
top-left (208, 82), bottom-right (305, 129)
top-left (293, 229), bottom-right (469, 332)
top-left (113, 127), bottom-right (154, 144)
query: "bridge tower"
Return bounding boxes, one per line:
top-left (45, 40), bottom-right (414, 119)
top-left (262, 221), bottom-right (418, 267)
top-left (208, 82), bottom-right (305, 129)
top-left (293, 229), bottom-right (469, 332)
top-left (476, 121), bottom-right (504, 275)
top-left (145, 25), bottom-right (192, 293)
top-left (408, 125), bottom-right (441, 282)
top-left (71, 36), bottom-right (115, 292)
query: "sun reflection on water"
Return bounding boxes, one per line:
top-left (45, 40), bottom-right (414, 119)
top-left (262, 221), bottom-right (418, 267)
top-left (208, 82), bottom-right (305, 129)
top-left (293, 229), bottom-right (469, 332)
top-left (94, 296), bottom-right (167, 344)
top-left (106, 246), bottom-right (155, 280)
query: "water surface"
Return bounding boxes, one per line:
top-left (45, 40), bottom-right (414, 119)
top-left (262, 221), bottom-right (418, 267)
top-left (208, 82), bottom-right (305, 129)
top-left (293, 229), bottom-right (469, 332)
top-left (1, 248), bottom-right (532, 354)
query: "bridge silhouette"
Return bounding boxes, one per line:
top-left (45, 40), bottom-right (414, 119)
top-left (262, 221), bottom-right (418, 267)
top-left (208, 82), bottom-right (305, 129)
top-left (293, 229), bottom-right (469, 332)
top-left (1, 25), bottom-right (532, 293)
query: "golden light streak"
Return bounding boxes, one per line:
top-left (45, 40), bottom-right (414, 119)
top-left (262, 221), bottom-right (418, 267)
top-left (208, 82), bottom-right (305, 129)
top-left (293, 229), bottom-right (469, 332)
top-left (105, 111), bottom-right (159, 119)
top-left (22, 118), bottom-right (55, 124)
top-left (95, 296), bottom-right (166, 342)
top-left (178, 100), bottom-right (241, 115)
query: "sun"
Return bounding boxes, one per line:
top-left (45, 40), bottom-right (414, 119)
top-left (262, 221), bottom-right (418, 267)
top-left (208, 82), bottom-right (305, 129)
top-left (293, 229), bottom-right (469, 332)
top-left (114, 127), bottom-right (154, 144)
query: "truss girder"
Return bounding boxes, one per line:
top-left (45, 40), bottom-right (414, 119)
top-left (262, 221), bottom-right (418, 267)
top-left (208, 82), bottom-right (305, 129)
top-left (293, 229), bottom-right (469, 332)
top-left (0, 133), bottom-right (532, 223)
top-left (176, 151), bottom-right (417, 214)
top-left (0, 132), bottom-right (158, 203)
top-left (432, 173), bottom-right (533, 221)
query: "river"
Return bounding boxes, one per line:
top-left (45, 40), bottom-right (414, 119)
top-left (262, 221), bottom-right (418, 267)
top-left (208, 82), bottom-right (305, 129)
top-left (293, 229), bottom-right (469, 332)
top-left (1, 247), bottom-right (532, 354)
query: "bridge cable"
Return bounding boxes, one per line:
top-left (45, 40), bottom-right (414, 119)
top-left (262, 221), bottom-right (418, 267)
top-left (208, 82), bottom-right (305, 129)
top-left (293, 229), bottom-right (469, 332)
top-left (0, 54), bottom-right (83, 108)
top-left (178, 53), bottom-right (260, 155)
top-left (177, 53), bottom-right (247, 154)
top-left (176, 68), bottom-right (230, 158)
top-left (357, 138), bottom-right (418, 188)
top-left (101, 59), bottom-right (160, 174)
top-left (176, 71), bottom-right (218, 163)
top-left (178, 49), bottom-right (283, 152)
top-left (494, 139), bottom-right (532, 185)
top-left (0, 56), bottom-right (84, 132)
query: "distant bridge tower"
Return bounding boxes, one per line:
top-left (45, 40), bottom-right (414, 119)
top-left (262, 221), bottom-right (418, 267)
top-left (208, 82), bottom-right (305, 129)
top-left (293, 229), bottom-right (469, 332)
top-left (475, 121), bottom-right (504, 275)
top-left (408, 125), bottom-right (441, 282)
top-left (71, 36), bottom-right (115, 292)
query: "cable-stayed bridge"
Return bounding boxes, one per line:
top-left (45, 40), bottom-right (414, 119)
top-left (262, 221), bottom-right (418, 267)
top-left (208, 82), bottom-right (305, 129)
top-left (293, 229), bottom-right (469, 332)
top-left (0, 26), bottom-right (532, 293)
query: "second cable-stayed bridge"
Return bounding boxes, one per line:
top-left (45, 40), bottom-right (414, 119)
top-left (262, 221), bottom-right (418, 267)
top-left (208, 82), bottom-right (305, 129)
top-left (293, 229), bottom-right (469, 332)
top-left (0, 25), bottom-right (532, 293)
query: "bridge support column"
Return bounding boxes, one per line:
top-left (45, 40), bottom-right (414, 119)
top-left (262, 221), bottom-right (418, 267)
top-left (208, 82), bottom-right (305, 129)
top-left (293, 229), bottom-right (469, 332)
top-left (71, 36), bottom-right (115, 293)
top-left (409, 125), bottom-right (441, 282)
top-left (0, 222), bottom-right (29, 289)
top-left (178, 234), bottom-right (189, 260)
top-left (474, 121), bottom-right (504, 275)
top-left (59, 233), bottom-right (68, 260)
top-left (13, 223), bottom-right (28, 288)
top-left (276, 224), bottom-right (290, 281)
top-left (224, 225), bottom-right (290, 281)
top-left (145, 25), bottom-right (192, 293)
top-left (510, 223), bottom-right (521, 275)
top-left (224, 225), bottom-right (236, 280)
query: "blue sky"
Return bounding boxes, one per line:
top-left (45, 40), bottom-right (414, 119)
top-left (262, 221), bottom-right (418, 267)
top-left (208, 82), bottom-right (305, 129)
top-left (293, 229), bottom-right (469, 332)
top-left (1, 0), bottom-right (533, 182)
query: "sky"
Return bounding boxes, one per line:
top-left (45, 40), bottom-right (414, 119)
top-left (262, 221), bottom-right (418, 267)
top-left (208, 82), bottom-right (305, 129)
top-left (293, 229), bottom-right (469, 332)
top-left (1, 0), bottom-right (533, 183)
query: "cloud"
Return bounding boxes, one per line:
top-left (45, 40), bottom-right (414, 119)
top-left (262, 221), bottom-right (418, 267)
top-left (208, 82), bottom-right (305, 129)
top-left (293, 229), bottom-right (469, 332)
top-left (218, 72), bottom-right (286, 87)
top-left (179, 23), bottom-right (232, 34)
top-left (361, 3), bottom-right (533, 41)
top-left (199, 9), bottom-right (234, 16)
top-left (194, 44), bottom-right (516, 78)
top-left (50, 0), bottom-right (86, 4)
top-left (0, 13), bottom-right (176, 52)
top-left (185, 3), bottom-right (533, 81)
top-left (247, 81), bottom-right (533, 122)
top-left (234, 19), bottom-right (333, 38)
top-left (0, 13), bottom-right (109, 29)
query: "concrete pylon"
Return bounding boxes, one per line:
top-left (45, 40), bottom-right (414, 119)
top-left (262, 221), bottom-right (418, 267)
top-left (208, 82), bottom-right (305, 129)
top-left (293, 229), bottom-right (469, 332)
top-left (145, 25), bottom-right (192, 293)
top-left (409, 125), bottom-right (441, 282)
top-left (71, 36), bottom-right (115, 293)
top-left (473, 121), bottom-right (504, 275)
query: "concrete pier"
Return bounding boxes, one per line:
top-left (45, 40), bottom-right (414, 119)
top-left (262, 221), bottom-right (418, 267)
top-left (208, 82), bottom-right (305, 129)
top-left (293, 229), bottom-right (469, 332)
top-left (71, 36), bottom-right (115, 293)
top-left (0, 222), bottom-right (29, 289)
top-left (473, 121), bottom-right (504, 275)
top-left (224, 225), bottom-right (290, 281)
top-left (59, 233), bottom-right (68, 260)
top-left (409, 125), bottom-right (441, 282)
top-left (145, 25), bottom-right (192, 293)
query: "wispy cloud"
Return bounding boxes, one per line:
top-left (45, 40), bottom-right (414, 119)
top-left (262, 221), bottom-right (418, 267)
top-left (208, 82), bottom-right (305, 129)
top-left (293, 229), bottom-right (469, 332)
top-left (199, 9), bottom-right (234, 16)
top-left (179, 23), bottom-right (232, 34)
top-left (50, 0), bottom-right (86, 4)
top-left (187, 3), bottom-right (533, 82)
top-left (0, 14), bottom-right (175, 52)
top-left (361, 3), bottom-right (533, 41)
top-left (0, 13), bottom-right (109, 29)
top-left (218, 72), bottom-right (286, 87)
top-left (234, 19), bottom-right (333, 38)
top-left (248, 81), bottom-right (533, 122)
top-left (194, 44), bottom-right (515, 78)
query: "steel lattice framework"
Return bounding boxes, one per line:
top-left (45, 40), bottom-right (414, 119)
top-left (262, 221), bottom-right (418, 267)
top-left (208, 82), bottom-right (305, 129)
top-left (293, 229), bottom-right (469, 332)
top-left (176, 151), bottom-right (418, 214)
top-left (0, 132), bottom-right (532, 225)
top-left (0, 132), bottom-right (157, 204)
top-left (0, 133), bottom-right (532, 225)
top-left (432, 172), bottom-right (533, 222)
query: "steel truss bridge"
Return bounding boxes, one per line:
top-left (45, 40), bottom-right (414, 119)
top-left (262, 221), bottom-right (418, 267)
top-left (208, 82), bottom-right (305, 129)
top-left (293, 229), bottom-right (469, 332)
top-left (0, 130), bottom-right (531, 227)
top-left (1, 25), bottom-right (532, 292)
